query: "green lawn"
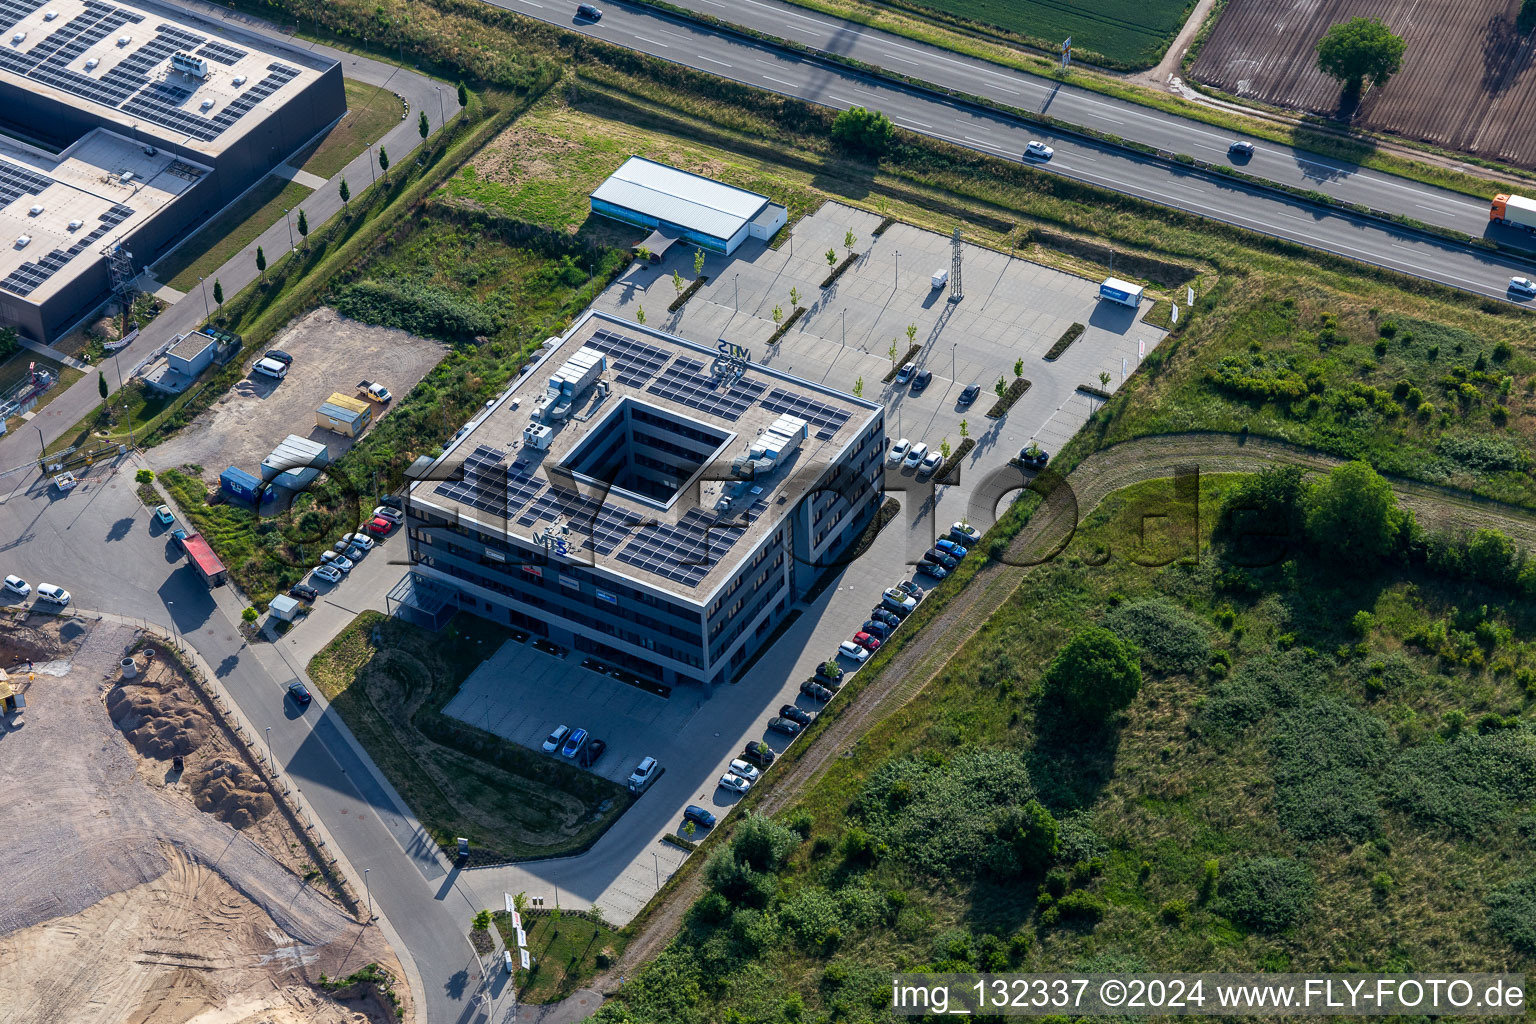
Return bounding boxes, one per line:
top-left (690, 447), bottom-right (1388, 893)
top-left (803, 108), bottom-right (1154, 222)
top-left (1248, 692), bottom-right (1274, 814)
top-left (308, 612), bottom-right (633, 860)
top-left (495, 909), bottom-right (629, 1004)
top-left (896, 0), bottom-right (1194, 67)
top-left (158, 178), bottom-right (313, 293)
top-left (297, 79), bottom-right (406, 179)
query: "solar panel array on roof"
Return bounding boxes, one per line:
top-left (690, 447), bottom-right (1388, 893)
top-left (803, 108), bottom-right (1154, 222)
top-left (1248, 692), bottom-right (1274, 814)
top-left (582, 327), bottom-right (670, 387)
top-left (0, 201), bottom-right (133, 296)
top-left (760, 387), bottom-right (851, 441)
top-left (516, 487), bottom-right (643, 556)
top-left (433, 444), bottom-right (546, 520)
top-left (647, 357), bottom-right (766, 420)
top-left (194, 39), bottom-right (245, 65)
top-left (120, 60), bottom-right (299, 141)
top-left (0, 158), bottom-right (52, 207)
top-left (616, 507), bottom-right (744, 587)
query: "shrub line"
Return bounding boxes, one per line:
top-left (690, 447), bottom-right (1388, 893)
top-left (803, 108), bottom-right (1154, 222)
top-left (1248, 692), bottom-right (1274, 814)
top-left (1044, 322), bottom-right (1085, 360)
top-left (667, 274), bottom-right (709, 312)
top-left (821, 252), bottom-right (858, 288)
top-left (768, 305), bottom-right (806, 343)
top-left (985, 377), bottom-right (1032, 418)
top-left (882, 344), bottom-right (922, 382)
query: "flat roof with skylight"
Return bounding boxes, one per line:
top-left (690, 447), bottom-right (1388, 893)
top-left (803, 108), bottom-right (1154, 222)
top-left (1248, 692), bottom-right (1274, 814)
top-left (590, 156), bottom-right (787, 254)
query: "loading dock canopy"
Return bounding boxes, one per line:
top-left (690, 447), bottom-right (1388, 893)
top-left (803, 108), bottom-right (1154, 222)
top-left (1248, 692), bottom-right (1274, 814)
top-left (636, 227), bottom-right (679, 260)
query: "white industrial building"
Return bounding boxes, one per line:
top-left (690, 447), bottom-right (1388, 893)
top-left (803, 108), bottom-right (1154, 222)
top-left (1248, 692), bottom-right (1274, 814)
top-left (590, 156), bottom-right (787, 256)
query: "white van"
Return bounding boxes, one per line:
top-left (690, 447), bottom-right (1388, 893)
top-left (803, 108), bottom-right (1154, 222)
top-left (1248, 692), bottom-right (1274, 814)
top-left (253, 357), bottom-right (288, 380)
top-left (930, 267), bottom-right (948, 290)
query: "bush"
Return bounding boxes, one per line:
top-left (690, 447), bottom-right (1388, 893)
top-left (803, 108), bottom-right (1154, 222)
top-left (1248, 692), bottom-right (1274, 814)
top-left (1104, 598), bottom-right (1212, 674)
top-left (1269, 699), bottom-right (1389, 842)
top-left (830, 106), bottom-right (894, 156)
top-left (1217, 465), bottom-right (1305, 553)
top-left (335, 278), bottom-right (499, 341)
top-left (1161, 899), bottom-right (1190, 925)
top-left (135, 468), bottom-right (155, 484)
top-left (1192, 649), bottom-right (1314, 740)
top-left (1488, 875), bottom-right (1536, 952)
top-left (1303, 461), bottom-right (1408, 568)
top-left (1437, 435), bottom-right (1530, 474)
top-left (984, 799), bottom-right (1059, 878)
top-left (1042, 627), bottom-right (1142, 727)
top-left (1218, 858), bottom-right (1315, 932)
top-left (1385, 730), bottom-right (1536, 837)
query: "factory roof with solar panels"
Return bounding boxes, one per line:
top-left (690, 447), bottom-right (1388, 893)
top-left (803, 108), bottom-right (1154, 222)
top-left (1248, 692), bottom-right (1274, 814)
top-left (413, 309), bottom-right (883, 602)
top-left (0, 0), bottom-right (329, 159)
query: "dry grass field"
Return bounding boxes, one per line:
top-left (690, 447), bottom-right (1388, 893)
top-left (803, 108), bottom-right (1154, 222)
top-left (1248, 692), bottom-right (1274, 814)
top-left (1190, 0), bottom-right (1536, 169)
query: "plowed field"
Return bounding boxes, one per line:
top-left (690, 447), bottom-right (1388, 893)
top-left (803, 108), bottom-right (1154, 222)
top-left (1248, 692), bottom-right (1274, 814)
top-left (1190, 0), bottom-right (1536, 169)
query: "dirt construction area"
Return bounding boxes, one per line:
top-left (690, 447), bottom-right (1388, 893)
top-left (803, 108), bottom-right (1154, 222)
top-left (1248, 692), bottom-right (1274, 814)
top-left (0, 615), bottom-right (406, 1024)
top-left (1190, 0), bottom-right (1536, 169)
top-left (149, 307), bottom-right (446, 486)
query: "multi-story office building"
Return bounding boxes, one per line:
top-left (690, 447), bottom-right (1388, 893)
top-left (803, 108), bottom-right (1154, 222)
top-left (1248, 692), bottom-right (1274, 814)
top-left (401, 310), bottom-right (885, 689)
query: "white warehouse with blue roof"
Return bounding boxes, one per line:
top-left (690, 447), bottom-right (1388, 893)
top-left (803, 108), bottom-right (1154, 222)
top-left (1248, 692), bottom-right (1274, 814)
top-left (589, 156), bottom-right (787, 256)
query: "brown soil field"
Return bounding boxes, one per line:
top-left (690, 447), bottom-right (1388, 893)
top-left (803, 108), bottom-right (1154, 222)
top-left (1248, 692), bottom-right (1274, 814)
top-left (1190, 0), bottom-right (1536, 169)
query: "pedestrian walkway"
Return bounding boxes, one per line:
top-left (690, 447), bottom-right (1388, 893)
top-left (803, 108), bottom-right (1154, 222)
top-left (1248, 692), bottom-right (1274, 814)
top-left (275, 162), bottom-right (329, 190)
top-left (16, 335), bottom-right (89, 371)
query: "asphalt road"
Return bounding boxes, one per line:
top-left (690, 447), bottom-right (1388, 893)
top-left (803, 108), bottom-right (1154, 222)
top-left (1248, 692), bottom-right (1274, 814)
top-left (487, 0), bottom-right (1536, 303)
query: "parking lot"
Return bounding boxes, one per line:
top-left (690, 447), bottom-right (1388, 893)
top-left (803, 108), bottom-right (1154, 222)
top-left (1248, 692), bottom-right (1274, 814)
top-left (148, 307), bottom-right (445, 485)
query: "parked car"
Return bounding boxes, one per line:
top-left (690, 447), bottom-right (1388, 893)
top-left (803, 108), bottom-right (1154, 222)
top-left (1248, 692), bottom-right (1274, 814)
top-left (1019, 444), bottom-right (1050, 470)
top-left (365, 516), bottom-right (393, 536)
top-left (287, 681), bottom-right (312, 707)
top-left (853, 631), bottom-right (882, 652)
top-left (814, 662), bottom-right (845, 685)
top-left (935, 538), bottom-right (968, 559)
top-left (378, 495), bottom-right (405, 511)
top-left (683, 804), bottom-right (717, 829)
top-left (542, 724), bottom-right (570, 753)
top-left (924, 549), bottom-right (958, 570)
top-left (958, 383), bottom-right (980, 406)
top-left (311, 565), bottom-right (343, 584)
top-left (869, 608), bottom-right (900, 628)
top-left (887, 437), bottom-right (912, 464)
top-left (895, 362), bottom-right (916, 384)
top-left (35, 583), bottom-right (70, 605)
top-left (917, 561), bottom-right (949, 579)
top-left (882, 589), bottom-right (917, 615)
top-left (289, 583), bottom-right (319, 602)
top-left (1228, 140), bottom-right (1255, 158)
top-left (264, 349), bottom-right (293, 367)
top-left (861, 619), bottom-right (892, 640)
top-left (153, 504), bottom-right (175, 526)
top-left (767, 716), bottom-right (803, 736)
top-left (171, 528), bottom-right (188, 549)
top-left (1511, 276), bottom-right (1536, 297)
top-left (581, 737), bottom-right (607, 766)
top-left (319, 551), bottom-right (353, 573)
top-left (950, 521), bottom-right (981, 544)
top-left (741, 742), bottom-right (778, 767)
top-left (627, 755), bottom-right (659, 793)
top-left (903, 442), bottom-right (928, 469)
top-left (3, 574), bottom-right (29, 597)
top-left (252, 357), bottom-right (288, 380)
top-left (341, 532), bottom-right (375, 552)
top-left (718, 773), bottom-right (752, 794)
top-left (1025, 140), bottom-right (1054, 160)
top-left (779, 704), bottom-right (814, 726)
top-left (911, 369), bottom-right (933, 393)
top-left (837, 639), bottom-right (871, 662)
top-left (799, 681), bottom-right (833, 702)
top-left (918, 450), bottom-right (943, 476)
top-left (560, 727), bottom-right (589, 759)
top-left (357, 380), bottom-right (392, 404)
top-left (372, 506), bottom-right (405, 525)
top-left (727, 758), bottom-right (761, 782)
top-left (896, 579), bottom-right (926, 599)
top-left (576, 2), bottom-right (602, 20)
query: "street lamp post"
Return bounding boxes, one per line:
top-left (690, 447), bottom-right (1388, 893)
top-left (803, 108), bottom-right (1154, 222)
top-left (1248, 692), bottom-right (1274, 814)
top-left (265, 726), bottom-right (276, 775)
top-left (894, 250), bottom-right (901, 290)
top-left (841, 308), bottom-right (846, 348)
top-left (734, 274), bottom-right (739, 313)
top-left (364, 868), bottom-right (372, 923)
top-left (115, 354), bottom-right (134, 449)
top-left (283, 208), bottom-right (295, 251)
top-left (198, 276), bottom-right (209, 319)
top-left (653, 852), bottom-right (660, 888)
top-left (367, 143), bottom-right (376, 184)
top-left (952, 342), bottom-right (957, 381)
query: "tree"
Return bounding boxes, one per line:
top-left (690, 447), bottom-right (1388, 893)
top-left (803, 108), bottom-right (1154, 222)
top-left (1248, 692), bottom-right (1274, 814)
top-left (636, 305), bottom-right (646, 325)
top-left (97, 372), bottom-right (108, 400)
top-left (825, 248), bottom-right (838, 268)
top-left (1521, 0), bottom-right (1536, 33)
top-left (1099, 371), bottom-right (1112, 388)
top-left (959, 418), bottom-right (969, 439)
top-left (255, 245), bottom-right (266, 281)
top-left (418, 109), bottom-right (430, 139)
top-left (338, 177), bottom-right (350, 209)
top-left (789, 286), bottom-right (800, 308)
top-left (939, 437), bottom-right (950, 459)
top-left (843, 228), bottom-right (857, 254)
top-left (378, 146), bottom-right (390, 178)
top-left (1013, 357), bottom-right (1024, 378)
top-left (1302, 460), bottom-right (1407, 568)
top-left (694, 248), bottom-right (706, 276)
top-left (853, 376), bottom-right (864, 398)
top-left (672, 269), bottom-right (684, 296)
top-left (296, 209), bottom-right (309, 249)
top-left (995, 376), bottom-right (1007, 397)
top-left (1315, 17), bottom-right (1406, 94)
top-left (472, 909), bottom-right (492, 932)
top-left (212, 278), bottom-right (223, 308)
top-left (986, 800), bottom-right (1059, 878)
top-left (888, 340), bottom-right (898, 365)
top-left (1043, 626), bottom-right (1141, 727)
top-left (772, 304), bottom-right (784, 326)
top-left (831, 106), bottom-right (895, 157)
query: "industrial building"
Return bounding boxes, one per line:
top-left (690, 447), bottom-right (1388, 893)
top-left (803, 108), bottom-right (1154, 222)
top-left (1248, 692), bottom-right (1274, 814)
top-left (262, 433), bottom-right (329, 491)
top-left (0, 0), bottom-right (345, 342)
top-left (590, 157), bottom-right (787, 257)
top-left (399, 310), bottom-right (885, 689)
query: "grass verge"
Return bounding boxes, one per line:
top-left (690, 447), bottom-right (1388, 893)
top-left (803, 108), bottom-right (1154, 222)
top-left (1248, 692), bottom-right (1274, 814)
top-left (297, 78), bottom-right (407, 179)
top-left (495, 909), bottom-right (629, 1003)
top-left (159, 178), bottom-right (313, 293)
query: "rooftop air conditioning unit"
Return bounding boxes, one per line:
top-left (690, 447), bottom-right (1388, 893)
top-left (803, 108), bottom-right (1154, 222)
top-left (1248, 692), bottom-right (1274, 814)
top-left (199, 99), bottom-right (214, 111)
top-left (67, 219), bottom-right (82, 231)
top-left (27, 204), bottom-right (42, 217)
top-left (15, 235), bottom-right (31, 249)
top-left (119, 171), bottom-right (135, 184)
top-left (116, 34), bottom-right (131, 46)
top-left (43, 10), bottom-right (57, 20)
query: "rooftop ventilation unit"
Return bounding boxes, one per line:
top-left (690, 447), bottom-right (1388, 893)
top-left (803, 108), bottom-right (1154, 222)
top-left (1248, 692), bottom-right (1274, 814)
top-left (171, 51), bottom-right (207, 78)
top-left (67, 219), bottom-right (83, 231)
top-left (84, 57), bottom-right (98, 70)
top-left (535, 346), bottom-right (606, 423)
top-left (523, 423), bottom-right (553, 450)
top-left (119, 171), bottom-right (136, 184)
top-left (232, 74), bottom-right (246, 87)
top-left (116, 34), bottom-right (131, 46)
top-left (15, 235), bottom-right (31, 249)
top-left (11, 30), bottom-right (25, 44)
top-left (199, 98), bottom-right (214, 111)
top-left (43, 10), bottom-right (57, 20)
top-left (27, 204), bottom-right (43, 217)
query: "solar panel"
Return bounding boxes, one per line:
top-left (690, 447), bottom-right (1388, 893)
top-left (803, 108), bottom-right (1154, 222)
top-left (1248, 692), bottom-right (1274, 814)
top-left (432, 444), bottom-right (546, 521)
top-left (195, 40), bottom-right (246, 65)
top-left (0, 200), bottom-right (134, 297)
top-left (646, 357), bottom-right (766, 421)
top-left (516, 486), bottom-right (642, 556)
top-left (616, 507), bottom-right (744, 587)
top-left (583, 327), bottom-right (669, 386)
top-left (760, 387), bottom-right (851, 441)
top-left (153, 23), bottom-right (205, 49)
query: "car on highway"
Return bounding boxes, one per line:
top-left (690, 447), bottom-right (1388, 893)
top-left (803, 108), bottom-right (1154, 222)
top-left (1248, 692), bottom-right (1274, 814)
top-left (894, 362), bottom-right (916, 384)
top-left (799, 681), bottom-right (834, 702)
top-left (542, 724), bottom-right (569, 753)
top-left (837, 639), bottom-right (871, 662)
top-left (1228, 140), bottom-right (1255, 158)
top-left (924, 549), bottom-right (958, 570)
top-left (365, 516), bottom-right (393, 537)
top-left (853, 631), bottom-right (882, 652)
top-left (950, 522), bottom-right (981, 544)
top-left (264, 349), bottom-right (293, 368)
top-left (1019, 444), bottom-right (1050, 470)
top-left (153, 504), bottom-right (175, 526)
top-left (560, 727), bottom-right (589, 759)
top-left (777, 704), bottom-right (813, 726)
top-left (3, 574), bottom-right (30, 598)
top-left (917, 560), bottom-right (949, 579)
top-left (936, 538), bottom-right (968, 559)
top-left (918, 449), bottom-right (943, 477)
top-left (36, 583), bottom-right (70, 605)
top-left (861, 619), bottom-right (892, 640)
top-left (897, 579), bottom-right (926, 600)
top-left (319, 551), bottom-right (353, 573)
top-left (311, 565), bottom-right (343, 585)
top-left (627, 755), bottom-right (659, 793)
top-left (911, 369), bottom-right (933, 393)
top-left (289, 583), bottom-right (319, 603)
top-left (887, 437), bottom-right (911, 464)
top-left (903, 442), bottom-right (928, 469)
top-left (372, 506), bottom-right (405, 525)
top-left (1511, 276), bottom-right (1536, 297)
top-left (958, 383), bottom-right (980, 406)
top-left (741, 742), bottom-right (778, 767)
top-left (683, 804), bottom-right (717, 829)
top-left (576, 2), bottom-right (602, 20)
top-left (767, 716), bottom-right (803, 736)
top-left (1025, 140), bottom-right (1054, 160)
top-left (287, 681), bottom-right (312, 707)
top-left (727, 758), bottom-right (761, 783)
top-left (718, 772), bottom-right (752, 794)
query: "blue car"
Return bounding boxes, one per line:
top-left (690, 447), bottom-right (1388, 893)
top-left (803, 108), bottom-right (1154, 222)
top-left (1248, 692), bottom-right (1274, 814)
top-left (560, 727), bottom-right (589, 759)
top-left (935, 538), bottom-right (968, 559)
top-left (861, 619), bottom-right (892, 640)
top-left (683, 804), bottom-right (717, 829)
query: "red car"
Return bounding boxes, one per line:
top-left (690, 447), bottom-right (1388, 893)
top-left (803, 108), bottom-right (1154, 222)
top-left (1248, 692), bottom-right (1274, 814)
top-left (365, 516), bottom-right (393, 536)
top-left (853, 631), bottom-right (882, 652)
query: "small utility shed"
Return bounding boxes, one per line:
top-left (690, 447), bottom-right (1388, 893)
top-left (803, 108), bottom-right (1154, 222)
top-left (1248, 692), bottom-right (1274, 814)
top-left (263, 434), bottom-right (331, 492)
top-left (220, 465), bottom-right (273, 505)
top-left (590, 156), bottom-right (787, 255)
top-left (316, 392), bottom-right (371, 437)
top-left (267, 594), bottom-right (302, 623)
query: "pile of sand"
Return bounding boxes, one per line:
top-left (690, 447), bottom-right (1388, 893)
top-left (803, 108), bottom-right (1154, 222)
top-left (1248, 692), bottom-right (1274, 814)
top-left (106, 676), bottom-right (213, 759)
top-left (0, 613), bottom-right (84, 668)
top-left (189, 756), bottom-right (275, 830)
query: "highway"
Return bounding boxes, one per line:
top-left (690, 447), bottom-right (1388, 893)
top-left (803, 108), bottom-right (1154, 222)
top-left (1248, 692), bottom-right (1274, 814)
top-left (485, 0), bottom-right (1536, 304)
